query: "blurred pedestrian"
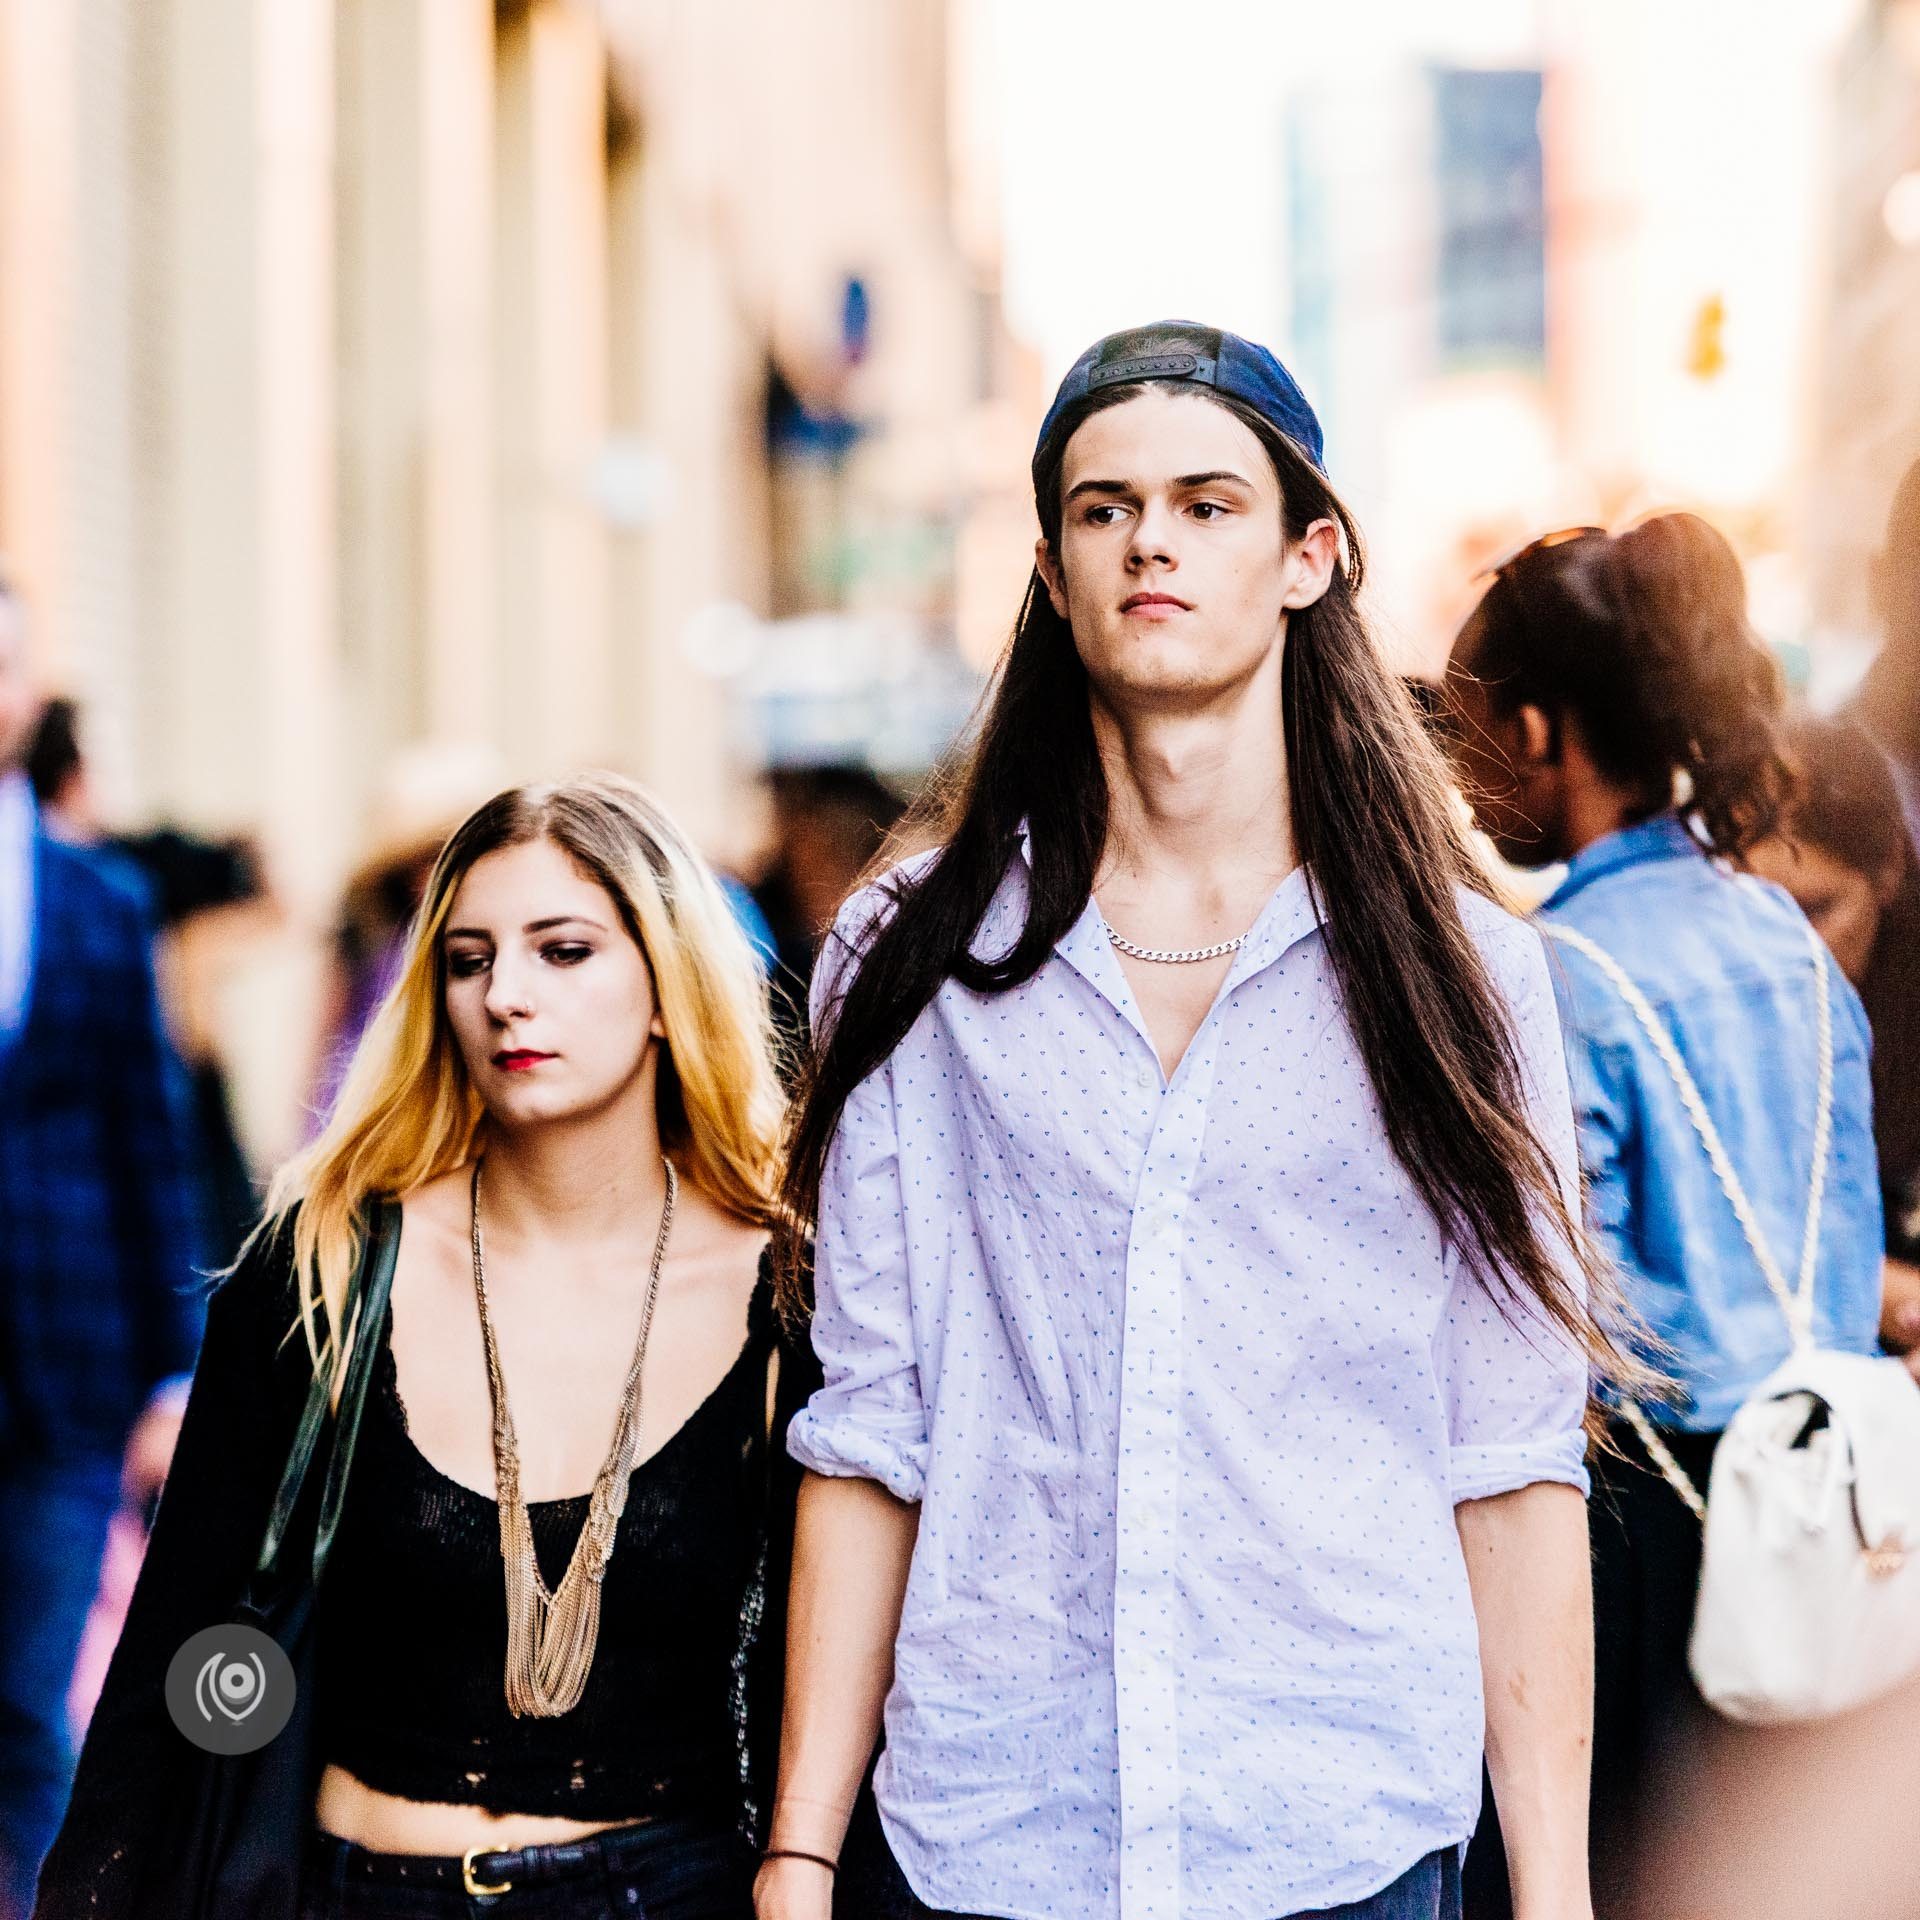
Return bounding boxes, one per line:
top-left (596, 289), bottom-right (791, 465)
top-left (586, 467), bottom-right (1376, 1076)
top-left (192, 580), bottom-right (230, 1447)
top-left (1444, 517), bottom-right (1886, 1917)
top-left (307, 742), bottom-right (506, 1132)
top-left (20, 700), bottom-right (96, 845)
top-left (61, 1378), bottom-right (190, 1743)
top-left (1745, 711), bottom-right (1920, 1364)
top-left (762, 322), bottom-right (1609, 1920)
top-left (26, 697), bottom-right (277, 1268)
top-left (1853, 457), bottom-right (1920, 848)
top-left (39, 773), bottom-right (814, 1920)
top-left (0, 580), bottom-right (206, 1918)
top-left (748, 765), bottom-right (905, 1041)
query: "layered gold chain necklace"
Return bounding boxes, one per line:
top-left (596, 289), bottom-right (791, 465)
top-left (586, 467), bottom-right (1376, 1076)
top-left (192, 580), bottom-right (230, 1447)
top-left (467, 1155), bottom-right (676, 1718)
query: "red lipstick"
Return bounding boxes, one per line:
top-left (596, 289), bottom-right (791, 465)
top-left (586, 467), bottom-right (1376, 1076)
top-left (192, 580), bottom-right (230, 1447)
top-left (493, 1050), bottom-right (554, 1072)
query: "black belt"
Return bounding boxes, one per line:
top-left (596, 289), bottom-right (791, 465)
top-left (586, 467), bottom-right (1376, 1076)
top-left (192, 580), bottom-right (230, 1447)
top-left (307, 1814), bottom-right (715, 1900)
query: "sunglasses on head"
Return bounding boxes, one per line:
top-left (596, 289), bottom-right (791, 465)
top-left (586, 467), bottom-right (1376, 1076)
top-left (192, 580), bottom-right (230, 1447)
top-left (1478, 525), bottom-right (1607, 584)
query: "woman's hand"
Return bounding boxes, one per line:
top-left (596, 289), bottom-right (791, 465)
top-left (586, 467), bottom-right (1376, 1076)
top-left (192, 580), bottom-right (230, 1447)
top-left (753, 1853), bottom-right (836, 1920)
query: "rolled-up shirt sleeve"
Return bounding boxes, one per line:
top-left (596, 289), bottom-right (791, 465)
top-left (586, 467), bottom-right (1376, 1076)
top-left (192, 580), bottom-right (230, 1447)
top-left (785, 905), bottom-right (930, 1502)
top-left (1437, 918), bottom-right (1591, 1503)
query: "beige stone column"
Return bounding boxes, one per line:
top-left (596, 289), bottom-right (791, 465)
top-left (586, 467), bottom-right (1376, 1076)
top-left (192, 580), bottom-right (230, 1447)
top-left (605, 117), bottom-right (764, 854)
top-left (0, 0), bottom-right (79, 680)
top-left (335, 0), bottom-right (496, 777)
top-left (494, 0), bottom-right (611, 781)
top-left (137, 0), bottom-right (336, 905)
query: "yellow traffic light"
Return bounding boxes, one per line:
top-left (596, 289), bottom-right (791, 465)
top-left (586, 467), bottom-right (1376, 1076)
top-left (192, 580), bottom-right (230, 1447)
top-left (1687, 294), bottom-right (1727, 379)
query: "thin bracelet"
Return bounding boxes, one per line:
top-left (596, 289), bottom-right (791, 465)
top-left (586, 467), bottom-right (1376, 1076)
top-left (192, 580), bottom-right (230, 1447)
top-left (762, 1847), bottom-right (839, 1874)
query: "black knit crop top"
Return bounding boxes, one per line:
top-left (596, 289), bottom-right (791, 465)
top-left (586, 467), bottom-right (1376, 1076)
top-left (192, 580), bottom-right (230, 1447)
top-left (35, 1221), bottom-right (818, 1920)
top-left (317, 1276), bottom-right (781, 1821)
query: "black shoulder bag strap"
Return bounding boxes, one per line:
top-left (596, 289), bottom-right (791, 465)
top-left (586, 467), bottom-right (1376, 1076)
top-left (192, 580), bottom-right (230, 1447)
top-left (249, 1195), bottom-right (401, 1593)
top-left (165, 1199), bottom-right (402, 1920)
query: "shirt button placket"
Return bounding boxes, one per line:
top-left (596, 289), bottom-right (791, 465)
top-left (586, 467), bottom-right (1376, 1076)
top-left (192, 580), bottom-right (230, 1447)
top-left (1113, 1032), bottom-right (1221, 1920)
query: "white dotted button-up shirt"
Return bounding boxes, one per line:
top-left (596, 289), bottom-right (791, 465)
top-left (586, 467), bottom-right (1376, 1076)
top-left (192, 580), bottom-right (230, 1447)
top-left (788, 844), bottom-right (1589, 1920)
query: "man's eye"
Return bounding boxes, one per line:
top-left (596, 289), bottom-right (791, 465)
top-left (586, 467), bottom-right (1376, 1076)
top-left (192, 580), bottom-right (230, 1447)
top-left (543, 943), bottom-right (592, 967)
top-left (447, 952), bottom-right (490, 978)
top-left (1083, 503), bottom-right (1127, 526)
top-left (1190, 500), bottom-right (1228, 521)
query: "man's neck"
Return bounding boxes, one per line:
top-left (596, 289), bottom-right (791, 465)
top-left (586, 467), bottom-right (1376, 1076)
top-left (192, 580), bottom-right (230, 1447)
top-left (1090, 668), bottom-right (1294, 895)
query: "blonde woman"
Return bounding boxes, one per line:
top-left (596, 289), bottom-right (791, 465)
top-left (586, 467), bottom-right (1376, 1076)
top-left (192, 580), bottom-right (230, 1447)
top-left (38, 774), bottom-right (812, 1920)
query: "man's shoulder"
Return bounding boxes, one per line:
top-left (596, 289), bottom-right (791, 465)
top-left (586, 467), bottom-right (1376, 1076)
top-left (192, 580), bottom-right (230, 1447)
top-left (1451, 881), bottom-right (1551, 1001)
top-left (825, 847), bottom-right (945, 959)
top-left (38, 832), bottom-right (157, 932)
top-left (809, 847), bottom-right (947, 1031)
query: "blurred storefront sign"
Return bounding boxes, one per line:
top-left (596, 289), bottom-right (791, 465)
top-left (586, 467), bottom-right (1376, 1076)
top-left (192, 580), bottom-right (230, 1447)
top-left (589, 434), bottom-right (675, 530)
top-left (679, 601), bottom-right (981, 779)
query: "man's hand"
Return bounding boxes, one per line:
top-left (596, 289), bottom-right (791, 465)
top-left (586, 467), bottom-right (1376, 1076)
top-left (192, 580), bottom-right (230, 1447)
top-left (753, 1853), bottom-right (836, 1920)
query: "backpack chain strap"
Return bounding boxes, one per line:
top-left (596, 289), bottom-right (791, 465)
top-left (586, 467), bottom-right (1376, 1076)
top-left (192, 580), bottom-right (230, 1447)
top-left (1544, 914), bottom-right (1835, 1512)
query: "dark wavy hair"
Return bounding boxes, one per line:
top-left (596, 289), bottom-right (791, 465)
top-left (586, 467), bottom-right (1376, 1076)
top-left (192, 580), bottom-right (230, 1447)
top-left (775, 329), bottom-right (1613, 1372)
top-left (1461, 514), bottom-right (1793, 858)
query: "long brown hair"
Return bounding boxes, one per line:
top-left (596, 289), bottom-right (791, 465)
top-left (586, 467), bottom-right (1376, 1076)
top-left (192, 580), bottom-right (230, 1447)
top-left (777, 332), bottom-right (1613, 1372)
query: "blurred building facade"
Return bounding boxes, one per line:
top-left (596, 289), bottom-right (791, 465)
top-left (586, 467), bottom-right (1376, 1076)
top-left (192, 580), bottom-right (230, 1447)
top-left (1279, 0), bottom-right (1872, 675)
top-left (1813, 0), bottom-right (1920, 634)
top-left (0, 0), bottom-right (1026, 1155)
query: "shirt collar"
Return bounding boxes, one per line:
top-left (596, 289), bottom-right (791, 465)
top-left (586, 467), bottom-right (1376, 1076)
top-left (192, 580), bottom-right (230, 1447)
top-left (1010, 815), bottom-right (1325, 986)
top-left (1542, 810), bottom-right (1704, 912)
top-left (0, 768), bottom-right (34, 845)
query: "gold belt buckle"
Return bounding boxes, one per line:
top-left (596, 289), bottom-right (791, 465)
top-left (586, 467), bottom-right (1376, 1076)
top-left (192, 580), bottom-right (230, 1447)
top-left (462, 1846), bottom-right (513, 1898)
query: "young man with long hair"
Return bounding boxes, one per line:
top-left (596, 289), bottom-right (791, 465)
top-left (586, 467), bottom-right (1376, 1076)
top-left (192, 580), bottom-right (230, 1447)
top-left (756, 325), bottom-right (1607, 1920)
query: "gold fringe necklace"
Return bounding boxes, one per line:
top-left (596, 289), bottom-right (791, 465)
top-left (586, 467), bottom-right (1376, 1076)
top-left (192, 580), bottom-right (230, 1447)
top-left (468, 1155), bottom-right (675, 1718)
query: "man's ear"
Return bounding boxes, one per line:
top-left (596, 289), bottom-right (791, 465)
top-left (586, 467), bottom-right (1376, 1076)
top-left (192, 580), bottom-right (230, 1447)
top-left (1515, 702), bottom-right (1558, 769)
top-left (1034, 537), bottom-right (1069, 621)
top-left (1280, 517), bottom-right (1340, 611)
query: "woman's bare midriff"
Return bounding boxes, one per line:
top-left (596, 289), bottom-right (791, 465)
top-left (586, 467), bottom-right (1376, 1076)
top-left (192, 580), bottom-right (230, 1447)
top-left (313, 1763), bottom-right (652, 1857)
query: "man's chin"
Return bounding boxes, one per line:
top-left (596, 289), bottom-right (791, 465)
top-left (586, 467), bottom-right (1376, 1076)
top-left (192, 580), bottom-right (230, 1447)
top-left (1083, 642), bottom-right (1261, 709)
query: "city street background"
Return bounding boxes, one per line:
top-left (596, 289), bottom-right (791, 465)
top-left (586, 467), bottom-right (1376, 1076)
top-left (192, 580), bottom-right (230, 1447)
top-left (2, 0), bottom-right (1917, 1203)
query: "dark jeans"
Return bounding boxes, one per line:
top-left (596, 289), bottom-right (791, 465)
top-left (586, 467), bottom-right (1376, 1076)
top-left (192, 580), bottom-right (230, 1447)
top-left (836, 1791), bottom-right (1463, 1920)
top-left (1462, 1421), bottom-right (1721, 1920)
top-left (299, 1816), bottom-right (756, 1920)
top-left (0, 1455), bottom-right (120, 1919)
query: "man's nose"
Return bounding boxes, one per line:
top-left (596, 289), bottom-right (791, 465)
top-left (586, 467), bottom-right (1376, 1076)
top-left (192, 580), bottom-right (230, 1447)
top-left (1127, 500), bottom-right (1177, 569)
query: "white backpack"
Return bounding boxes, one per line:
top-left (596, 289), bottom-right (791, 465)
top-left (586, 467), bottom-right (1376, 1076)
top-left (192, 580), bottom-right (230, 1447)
top-left (1546, 916), bottom-right (1920, 1725)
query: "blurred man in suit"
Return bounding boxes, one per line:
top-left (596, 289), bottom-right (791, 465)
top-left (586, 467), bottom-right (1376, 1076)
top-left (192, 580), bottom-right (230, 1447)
top-left (0, 574), bottom-right (204, 1916)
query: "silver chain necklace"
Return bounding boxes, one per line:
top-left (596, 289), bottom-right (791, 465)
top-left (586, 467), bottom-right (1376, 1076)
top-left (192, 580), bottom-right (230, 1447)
top-left (1106, 926), bottom-right (1248, 965)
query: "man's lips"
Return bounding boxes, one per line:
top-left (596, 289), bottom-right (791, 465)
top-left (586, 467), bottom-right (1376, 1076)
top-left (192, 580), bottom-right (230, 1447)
top-left (1120, 592), bottom-right (1192, 613)
top-left (493, 1050), bottom-right (555, 1072)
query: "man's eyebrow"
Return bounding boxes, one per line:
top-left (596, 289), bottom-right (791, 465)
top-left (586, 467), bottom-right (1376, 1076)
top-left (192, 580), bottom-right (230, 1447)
top-left (1062, 469), bottom-right (1257, 504)
top-left (1173, 469), bottom-right (1255, 490)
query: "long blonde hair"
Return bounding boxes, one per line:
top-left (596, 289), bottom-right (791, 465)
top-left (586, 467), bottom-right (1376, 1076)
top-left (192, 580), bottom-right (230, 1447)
top-left (261, 771), bottom-right (786, 1392)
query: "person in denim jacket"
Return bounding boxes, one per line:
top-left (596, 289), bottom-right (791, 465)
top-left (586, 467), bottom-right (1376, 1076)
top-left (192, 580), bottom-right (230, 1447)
top-left (1442, 516), bottom-right (1884, 1916)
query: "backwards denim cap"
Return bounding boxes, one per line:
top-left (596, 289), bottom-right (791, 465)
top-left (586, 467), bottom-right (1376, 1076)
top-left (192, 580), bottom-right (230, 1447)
top-left (1032, 322), bottom-right (1326, 487)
